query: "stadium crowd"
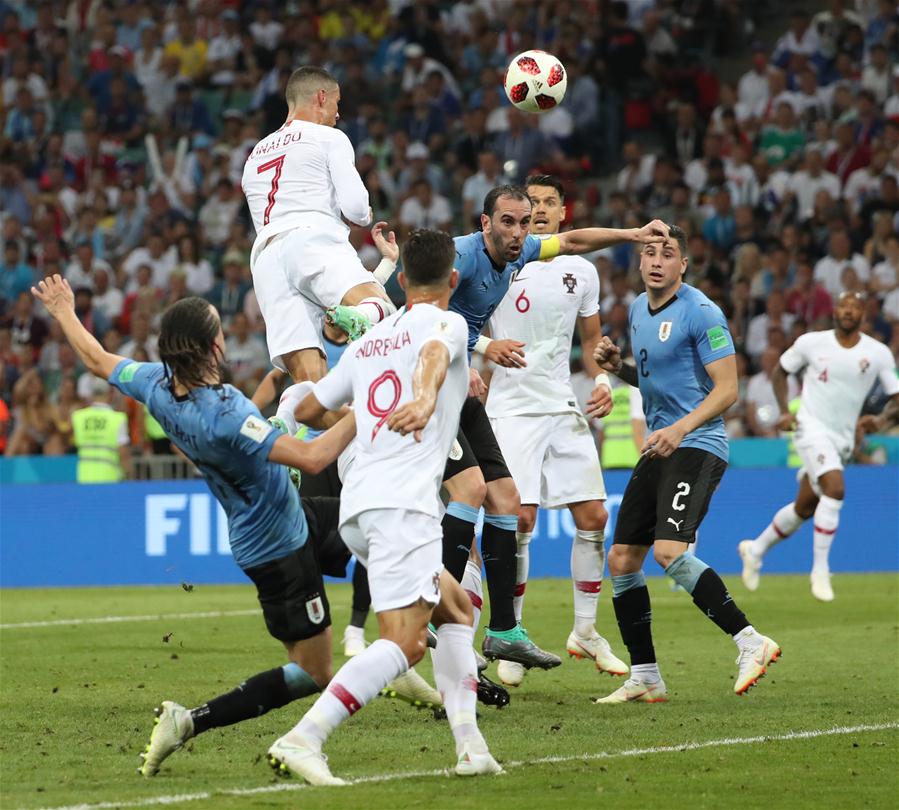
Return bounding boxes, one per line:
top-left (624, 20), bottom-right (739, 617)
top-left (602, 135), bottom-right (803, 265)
top-left (1, 0), bottom-right (898, 461)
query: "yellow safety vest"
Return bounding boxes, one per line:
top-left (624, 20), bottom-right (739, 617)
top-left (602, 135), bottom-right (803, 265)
top-left (601, 386), bottom-right (640, 469)
top-left (785, 397), bottom-right (802, 468)
top-left (144, 406), bottom-right (167, 441)
top-left (71, 406), bottom-right (127, 483)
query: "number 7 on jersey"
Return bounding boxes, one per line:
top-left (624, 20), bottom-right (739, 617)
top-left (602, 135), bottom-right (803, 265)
top-left (257, 155), bottom-right (286, 226)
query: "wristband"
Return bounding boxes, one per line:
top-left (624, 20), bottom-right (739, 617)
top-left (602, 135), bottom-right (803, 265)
top-left (372, 257), bottom-right (397, 286)
top-left (473, 335), bottom-right (493, 355)
top-left (594, 373), bottom-right (611, 388)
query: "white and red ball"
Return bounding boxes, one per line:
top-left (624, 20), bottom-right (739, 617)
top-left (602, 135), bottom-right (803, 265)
top-left (503, 50), bottom-right (567, 114)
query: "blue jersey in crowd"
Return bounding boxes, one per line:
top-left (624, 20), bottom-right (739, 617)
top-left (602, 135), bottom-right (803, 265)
top-left (450, 232), bottom-right (558, 352)
top-left (628, 283), bottom-right (735, 462)
top-left (109, 360), bottom-right (307, 569)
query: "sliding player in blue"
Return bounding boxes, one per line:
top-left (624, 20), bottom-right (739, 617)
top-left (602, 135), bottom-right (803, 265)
top-left (31, 275), bottom-right (362, 776)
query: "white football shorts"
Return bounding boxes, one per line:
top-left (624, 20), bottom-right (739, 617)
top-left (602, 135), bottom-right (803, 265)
top-left (251, 225), bottom-right (374, 369)
top-left (491, 412), bottom-right (606, 508)
top-left (794, 430), bottom-right (849, 497)
top-left (339, 508), bottom-right (443, 613)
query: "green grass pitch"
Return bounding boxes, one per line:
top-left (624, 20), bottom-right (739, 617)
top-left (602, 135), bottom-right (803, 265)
top-left (1, 574), bottom-right (897, 809)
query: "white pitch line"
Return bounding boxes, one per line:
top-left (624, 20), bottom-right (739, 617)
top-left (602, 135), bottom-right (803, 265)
top-left (0, 609), bottom-right (260, 630)
top-left (28, 722), bottom-right (899, 810)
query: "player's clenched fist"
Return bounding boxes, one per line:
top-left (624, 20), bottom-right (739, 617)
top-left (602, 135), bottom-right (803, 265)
top-left (485, 339), bottom-right (526, 368)
top-left (593, 336), bottom-right (622, 373)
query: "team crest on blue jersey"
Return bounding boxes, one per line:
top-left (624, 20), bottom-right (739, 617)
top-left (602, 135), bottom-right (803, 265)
top-left (562, 273), bottom-right (577, 294)
top-left (658, 321), bottom-right (672, 342)
top-left (306, 595), bottom-right (325, 625)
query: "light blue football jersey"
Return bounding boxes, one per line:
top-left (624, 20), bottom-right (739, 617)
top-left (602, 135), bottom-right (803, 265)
top-left (109, 360), bottom-right (307, 569)
top-left (628, 283), bottom-right (735, 461)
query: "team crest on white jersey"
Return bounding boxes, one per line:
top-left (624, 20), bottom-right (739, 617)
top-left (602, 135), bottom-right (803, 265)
top-left (659, 321), bottom-right (673, 342)
top-left (306, 595), bottom-right (325, 625)
top-left (859, 358), bottom-right (870, 374)
top-left (562, 273), bottom-right (577, 294)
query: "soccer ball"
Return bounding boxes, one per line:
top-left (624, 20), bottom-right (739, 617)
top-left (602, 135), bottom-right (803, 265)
top-left (503, 50), bottom-right (567, 113)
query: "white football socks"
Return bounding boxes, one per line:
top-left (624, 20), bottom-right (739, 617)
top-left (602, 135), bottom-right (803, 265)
top-left (513, 531), bottom-right (531, 623)
top-left (460, 558), bottom-right (483, 630)
top-left (571, 529), bottom-right (604, 637)
top-left (631, 663), bottom-right (661, 683)
top-left (812, 495), bottom-right (842, 574)
top-left (354, 296), bottom-right (396, 325)
top-left (290, 638), bottom-right (408, 750)
top-left (750, 503), bottom-right (804, 557)
top-left (432, 623), bottom-right (486, 756)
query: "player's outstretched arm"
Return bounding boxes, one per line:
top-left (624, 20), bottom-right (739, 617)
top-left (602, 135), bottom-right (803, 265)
top-left (387, 341), bottom-right (450, 441)
top-left (31, 275), bottom-right (125, 380)
top-left (642, 355), bottom-right (738, 458)
top-left (556, 219), bottom-right (670, 257)
top-left (268, 411), bottom-right (357, 475)
top-left (251, 368), bottom-right (288, 410)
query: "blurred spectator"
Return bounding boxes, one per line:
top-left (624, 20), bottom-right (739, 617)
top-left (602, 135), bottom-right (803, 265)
top-left (745, 290), bottom-right (796, 361)
top-left (1, 241), bottom-right (35, 310)
top-left (871, 232), bottom-right (899, 299)
top-left (120, 311), bottom-right (159, 362)
top-left (787, 149), bottom-right (841, 221)
top-left (745, 346), bottom-right (800, 437)
top-left (462, 151), bottom-right (509, 229)
top-left (226, 312), bottom-right (269, 395)
top-left (786, 259), bottom-right (833, 325)
top-left (398, 179), bottom-right (452, 237)
top-left (1, 292), bottom-right (48, 361)
top-left (73, 287), bottom-right (110, 340)
top-left (4, 368), bottom-right (62, 457)
top-left (198, 179), bottom-right (241, 249)
top-left (206, 252), bottom-right (250, 329)
top-left (813, 229), bottom-right (871, 298)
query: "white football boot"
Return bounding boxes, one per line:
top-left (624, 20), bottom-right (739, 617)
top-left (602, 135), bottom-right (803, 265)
top-left (810, 571), bottom-right (834, 602)
top-left (738, 540), bottom-right (763, 591)
top-left (734, 634), bottom-right (782, 695)
top-left (566, 630), bottom-right (628, 676)
top-left (268, 734), bottom-right (345, 786)
top-left (138, 701), bottom-right (194, 776)
top-left (594, 677), bottom-right (668, 704)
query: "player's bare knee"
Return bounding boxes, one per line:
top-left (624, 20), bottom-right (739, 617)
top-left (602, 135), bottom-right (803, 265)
top-left (572, 501), bottom-right (608, 533)
top-left (445, 467), bottom-right (487, 508)
top-left (518, 505), bottom-right (537, 534)
top-left (820, 483), bottom-right (845, 501)
top-left (485, 477), bottom-right (520, 515)
top-left (652, 545), bottom-right (680, 569)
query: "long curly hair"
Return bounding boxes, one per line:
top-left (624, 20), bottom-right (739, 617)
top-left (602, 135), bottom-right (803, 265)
top-left (158, 297), bottom-right (222, 391)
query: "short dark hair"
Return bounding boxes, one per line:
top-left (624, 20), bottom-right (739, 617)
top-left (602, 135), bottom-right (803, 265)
top-left (524, 174), bottom-right (565, 202)
top-left (668, 223), bottom-right (688, 259)
top-left (158, 297), bottom-right (221, 390)
top-left (401, 229), bottom-right (455, 288)
top-left (286, 65), bottom-right (338, 106)
top-left (483, 184), bottom-right (529, 217)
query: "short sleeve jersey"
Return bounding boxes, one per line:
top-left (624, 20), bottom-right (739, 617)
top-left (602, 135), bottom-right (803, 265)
top-left (629, 284), bottom-right (735, 461)
top-left (486, 254), bottom-right (599, 417)
top-left (242, 119), bottom-right (371, 268)
top-left (312, 304), bottom-right (469, 523)
top-left (450, 232), bottom-right (559, 353)
top-left (108, 360), bottom-right (307, 569)
top-left (779, 330), bottom-right (899, 453)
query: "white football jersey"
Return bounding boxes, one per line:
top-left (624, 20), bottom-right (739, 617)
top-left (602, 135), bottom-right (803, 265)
top-left (780, 330), bottom-right (899, 452)
top-left (313, 304), bottom-right (469, 522)
top-left (486, 254), bottom-right (600, 417)
top-left (242, 119), bottom-right (371, 268)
